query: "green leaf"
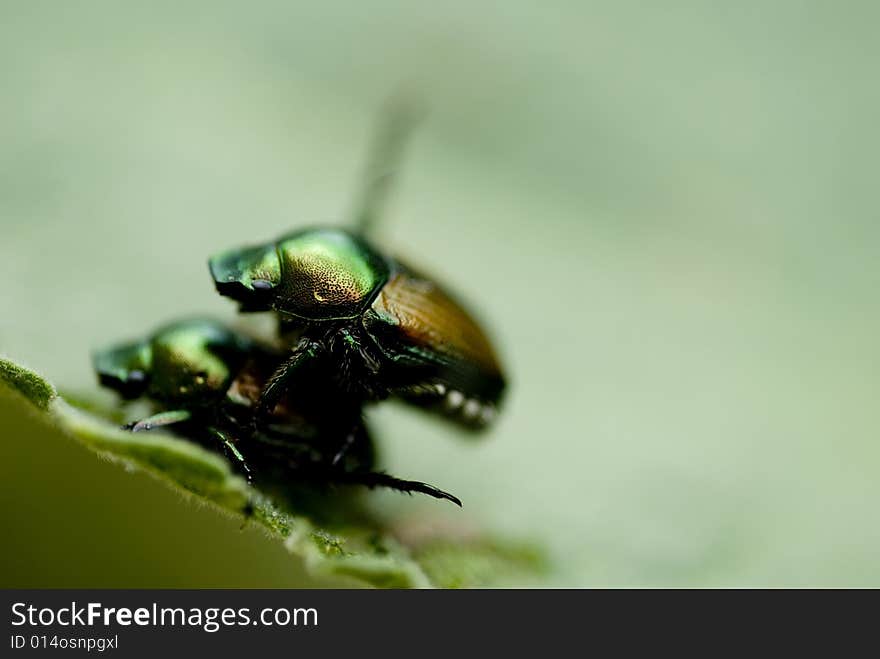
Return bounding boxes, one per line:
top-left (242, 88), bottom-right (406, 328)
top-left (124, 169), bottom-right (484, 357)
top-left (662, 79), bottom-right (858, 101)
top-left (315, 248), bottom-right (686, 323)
top-left (414, 540), bottom-right (547, 589)
top-left (0, 355), bottom-right (56, 410)
top-left (0, 354), bottom-right (545, 588)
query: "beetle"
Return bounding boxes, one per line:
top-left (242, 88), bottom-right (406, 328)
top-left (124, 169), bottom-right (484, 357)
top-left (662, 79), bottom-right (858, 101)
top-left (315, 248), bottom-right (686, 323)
top-left (93, 317), bottom-right (461, 504)
top-left (207, 99), bottom-right (507, 439)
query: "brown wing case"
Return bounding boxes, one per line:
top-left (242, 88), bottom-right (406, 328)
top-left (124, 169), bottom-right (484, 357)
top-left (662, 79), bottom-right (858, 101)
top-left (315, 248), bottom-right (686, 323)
top-left (367, 265), bottom-right (506, 428)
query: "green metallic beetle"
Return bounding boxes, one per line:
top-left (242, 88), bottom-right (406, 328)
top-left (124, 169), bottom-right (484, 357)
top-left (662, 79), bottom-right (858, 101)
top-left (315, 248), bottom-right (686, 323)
top-left (94, 318), bottom-right (256, 414)
top-left (93, 317), bottom-right (461, 504)
top-left (208, 100), bottom-right (507, 437)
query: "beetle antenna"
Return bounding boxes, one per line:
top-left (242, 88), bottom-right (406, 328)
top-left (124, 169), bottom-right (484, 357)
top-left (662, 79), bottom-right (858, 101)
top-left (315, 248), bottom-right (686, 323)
top-left (350, 91), bottom-right (425, 239)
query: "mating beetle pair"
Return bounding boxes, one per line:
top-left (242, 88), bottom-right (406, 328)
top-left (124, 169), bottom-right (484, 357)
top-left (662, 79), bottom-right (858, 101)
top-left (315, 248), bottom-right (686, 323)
top-left (94, 99), bottom-right (506, 506)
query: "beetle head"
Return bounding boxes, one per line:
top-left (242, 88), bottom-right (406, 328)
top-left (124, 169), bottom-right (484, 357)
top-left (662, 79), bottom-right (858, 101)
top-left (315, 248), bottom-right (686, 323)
top-left (208, 243), bottom-right (281, 312)
top-left (93, 340), bottom-right (151, 400)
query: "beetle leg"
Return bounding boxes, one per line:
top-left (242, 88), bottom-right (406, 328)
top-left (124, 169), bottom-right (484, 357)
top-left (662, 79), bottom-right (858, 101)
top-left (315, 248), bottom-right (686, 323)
top-left (207, 427), bottom-right (253, 485)
top-left (350, 92), bottom-right (424, 238)
top-left (330, 416), bottom-right (371, 467)
top-left (331, 431), bottom-right (358, 467)
top-left (292, 463), bottom-right (460, 506)
top-left (328, 469), bottom-right (461, 507)
top-left (123, 409), bottom-right (191, 433)
top-left (255, 339), bottom-right (321, 425)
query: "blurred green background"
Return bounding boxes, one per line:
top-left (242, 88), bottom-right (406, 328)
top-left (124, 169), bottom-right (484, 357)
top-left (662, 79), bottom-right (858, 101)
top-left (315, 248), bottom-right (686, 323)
top-left (1, 0), bottom-right (879, 586)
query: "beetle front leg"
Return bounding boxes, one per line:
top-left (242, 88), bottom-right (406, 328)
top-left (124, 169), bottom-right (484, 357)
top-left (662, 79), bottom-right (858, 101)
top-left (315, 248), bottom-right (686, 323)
top-left (331, 431), bottom-right (357, 467)
top-left (124, 409), bottom-right (191, 432)
top-left (207, 427), bottom-right (253, 485)
top-left (255, 338), bottom-right (322, 425)
top-left (330, 419), bottom-right (376, 470)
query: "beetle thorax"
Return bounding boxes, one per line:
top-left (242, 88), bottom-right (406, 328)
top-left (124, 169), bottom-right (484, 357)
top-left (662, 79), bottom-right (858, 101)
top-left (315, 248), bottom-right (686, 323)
top-left (273, 230), bottom-right (390, 322)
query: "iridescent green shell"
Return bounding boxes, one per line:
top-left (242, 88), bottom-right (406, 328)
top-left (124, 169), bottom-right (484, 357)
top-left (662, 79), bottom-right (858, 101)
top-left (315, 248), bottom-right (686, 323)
top-left (209, 228), bottom-right (390, 321)
top-left (93, 318), bottom-right (256, 405)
